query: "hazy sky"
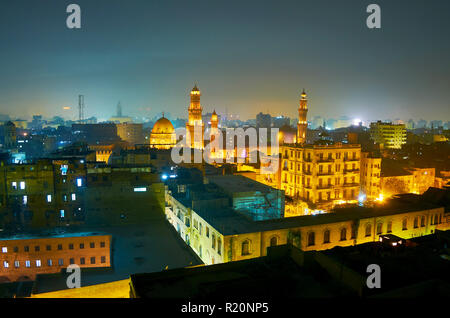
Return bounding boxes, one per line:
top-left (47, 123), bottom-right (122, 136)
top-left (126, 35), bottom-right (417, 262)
top-left (0, 0), bottom-right (449, 122)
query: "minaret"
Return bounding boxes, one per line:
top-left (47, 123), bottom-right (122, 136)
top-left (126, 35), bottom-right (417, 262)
top-left (297, 89), bottom-right (308, 144)
top-left (186, 84), bottom-right (204, 149)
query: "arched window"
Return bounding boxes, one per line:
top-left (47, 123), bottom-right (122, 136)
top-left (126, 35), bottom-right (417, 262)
top-left (217, 238), bottom-right (221, 255)
top-left (340, 228), bottom-right (347, 241)
top-left (270, 236), bottom-right (278, 247)
top-left (421, 216), bottom-right (425, 227)
top-left (307, 232), bottom-right (315, 246)
top-left (414, 217), bottom-right (419, 228)
top-left (376, 223), bottom-right (383, 235)
top-left (365, 224), bottom-right (371, 237)
top-left (323, 230), bottom-right (330, 243)
top-left (241, 240), bottom-right (250, 256)
top-left (402, 218), bottom-right (408, 231)
top-left (434, 214), bottom-right (438, 225)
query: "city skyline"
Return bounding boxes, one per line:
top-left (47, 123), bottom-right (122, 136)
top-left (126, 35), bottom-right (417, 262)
top-left (0, 0), bottom-right (449, 121)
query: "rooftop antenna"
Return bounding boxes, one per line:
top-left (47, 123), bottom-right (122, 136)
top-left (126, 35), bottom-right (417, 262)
top-left (78, 95), bottom-right (85, 123)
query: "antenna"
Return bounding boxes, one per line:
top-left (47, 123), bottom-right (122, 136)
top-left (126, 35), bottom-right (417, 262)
top-left (78, 95), bottom-right (85, 123)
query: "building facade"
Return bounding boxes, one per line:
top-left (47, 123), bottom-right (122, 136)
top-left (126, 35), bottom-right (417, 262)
top-left (370, 121), bottom-right (407, 149)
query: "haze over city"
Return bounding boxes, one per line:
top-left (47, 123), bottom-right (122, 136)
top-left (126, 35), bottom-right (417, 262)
top-left (1, 0), bottom-right (449, 121)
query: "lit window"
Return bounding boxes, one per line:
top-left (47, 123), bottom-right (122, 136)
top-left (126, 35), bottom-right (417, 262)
top-left (134, 187), bottom-right (147, 192)
top-left (14, 261), bottom-right (19, 268)
top-left (60, 165), bottom-right (68, 175)
top-left (36, 260), bottom-right (41, 267)
top-left (23, 195), bottom-right (28, 205)
top-left (47, 259), bottom-right (52, 266)
top-left (2, 247), bottom-right (7, 253)
top-left (3, 261), bottom-right (9, 268)
top-left (71, 193), bottom-right (76, 201)
top-left (25, 260), bottom-right (31, 268)
top-left (76, 178), bottom-right (82, 187)
top-left (47, 194), bottom-right (52, 203)
top-left (20, 181), bottom-right (26, 190)
top-left (12, 182), bottom-right (17, 189)
top-left (60, 210), bottom-right (65, 218)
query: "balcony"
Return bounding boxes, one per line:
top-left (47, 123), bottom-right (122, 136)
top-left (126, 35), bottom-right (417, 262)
top-left (342, 183), bottom-right (359, 187)
top-left (317, 171), bottom-right (334, 176)
top-left (344, 169), bottom-right (360, 174)
top-left (344, 157), bottom-right (359, 162)
top-left (317, 184), bottom-right (333, 189)
top-left (317, 158), bottom-right (334, 163)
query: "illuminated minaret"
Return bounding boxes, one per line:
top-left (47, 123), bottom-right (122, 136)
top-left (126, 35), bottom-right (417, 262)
top-left (186, 84), bottom-right (204, 149)
top-left (297, 89), bottom-right (308, 144)
top-left (210, 110), bottom-right (218, 156)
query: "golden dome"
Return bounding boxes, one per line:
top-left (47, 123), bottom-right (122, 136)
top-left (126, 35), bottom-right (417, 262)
top-left (151, 117), bottom-right (175, 134)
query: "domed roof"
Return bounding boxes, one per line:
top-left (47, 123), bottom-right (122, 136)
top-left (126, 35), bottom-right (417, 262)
top-left (151, 117), bottom-right (175, 134)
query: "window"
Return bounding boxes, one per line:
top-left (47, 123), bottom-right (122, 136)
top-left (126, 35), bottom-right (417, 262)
top-left (80, 243), bottom-right (84, 249)
top-left (323, 230), bottom-right (330, 244)
top-left (414, 217), bottom-right (419, 228)
top-left (46, 245), bottom-right (51, 251)
top-left (23, 195), bottom-right (28, 205)
top-left (100, 242), bottom-right (105, 248)
top-left (101, 256), bottom-right (106, 264)
top-left (36, 260), bottom-right (41, 267)
top-left (13, 247), bottom-right (18, 252)
top-left (20, 181), bottom-right (25, 190)
top-left (307, 232), bottom-right (315, 246)
top-left (47, 194), bottom-right (52, 203)
top-left (365, 224), bottom-right (371, 237)
top-left (35, 246), bottom-right (40, 252)
top-left (71, 193), bottom-right (76, 201)
top-left (212, 234), bottom-right (216, 249)
top-left (376, 223), bottom-right (383, 235)
top-left (14, 261), bottom-right (19, 268)
top-left (90, 257), bottom-right (96, 264)
top-left (69, 243), bottom-right (74, 250)
top-left (58, 244), bottom-right (62, 250)
top-left (2, 247), bottom-right (7, 253)
top-left (24, 246), bottom-right (29, 252)
top-left (80, 257), bottom-right (85, 265)
top-left (11, 182), bottom-right (17, 190)
top-left (60, 210), bottom-right (65, 218)
top-left (58, 259), bottom-right (64, 266)
top-left (387, 221), bottom-right (392, 233)
top-left (421, 216), bottom-right (425, 227)
top-left (90, 242), bottom-right (95, 248)
top-left (25, 260), bottom-right (31, 268)
top-left (70, 258), bottom-right (75, 265)
top-left (340, 228), bottom-right (347, 241)
top-left (76, 178), bottom-right (83, 187)
top-left (206, 227), bottom-right (210, 238)
top-left (217, 238), bottom-right (221, 255)
top-left (402, 218), bottom-right (408, 231)
top-left (270, 236), bottom-right (278, 247)
top-left (47, 259), bottom-right (52, 266)
top-left (241, 240), bottom-right (250, 256)
top-left (3, 261), bottom-right (9, 268)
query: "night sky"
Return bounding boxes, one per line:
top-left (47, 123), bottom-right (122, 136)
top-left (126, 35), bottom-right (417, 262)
top-left (0, 0), bottom-right (449, 122)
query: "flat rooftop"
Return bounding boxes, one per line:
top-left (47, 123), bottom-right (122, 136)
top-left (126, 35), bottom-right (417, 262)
top-left (0, 230), bottom-right (110, 242)
top-left (208, 175), bottom-right (277, 193)
top-left (193, 198), bottom-right (442, 236)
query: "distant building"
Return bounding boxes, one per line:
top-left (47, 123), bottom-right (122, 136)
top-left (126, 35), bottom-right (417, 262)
top-left (0, 121), bottom-right (16, 149)
top-left (360, 152), bottom-right (381, 200)
top-left (370, 121), bottom-right (407, 149)
top-left (0, 233), bottom-right (111, 283)
top-left (256, 112), bottom-right (271, 129)
top-left (116, 122), bottom-right (143, 146)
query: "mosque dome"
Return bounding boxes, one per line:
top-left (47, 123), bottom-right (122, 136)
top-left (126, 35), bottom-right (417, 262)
top-left (150, 116), bottom-right (176, 149)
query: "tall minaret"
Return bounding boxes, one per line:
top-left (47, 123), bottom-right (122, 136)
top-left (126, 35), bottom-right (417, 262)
top-left (210, 110), bottom-right (219, 157)
top-left (186, 84), bottom-right (204, 149)
top-left (297, 89), bottom-right (308, 144)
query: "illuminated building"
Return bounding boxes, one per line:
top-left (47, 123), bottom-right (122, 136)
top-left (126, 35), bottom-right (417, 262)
top-left (166, 176), bottom-right (449, 265)
top-left (360, 152), bottom-right (381, 200)
top-left (280, 143), bottom-right (362, 213)
top-left (297, 90), bottom-right (308, 144)
top-left (0, 233), bottom-right (111, 283)
top-left (370, 121), bottom-right (407, 149)
top-left (380, 164), bottom-right (435, 197)
top-left (149, 116), bottom-right (176, 150)
top-left (186, 85), bottom-right (204, 149)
